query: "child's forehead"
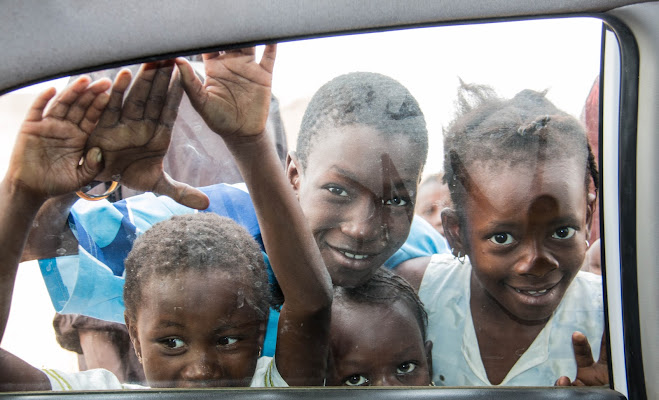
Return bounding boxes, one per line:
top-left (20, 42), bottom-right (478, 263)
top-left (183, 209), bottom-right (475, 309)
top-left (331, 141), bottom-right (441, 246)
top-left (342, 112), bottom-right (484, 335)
top-left (306, 125), bottom-right (424, 176)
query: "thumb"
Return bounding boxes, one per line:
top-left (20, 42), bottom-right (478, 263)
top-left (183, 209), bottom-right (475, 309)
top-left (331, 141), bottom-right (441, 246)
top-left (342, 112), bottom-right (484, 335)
top-left (555, 376), bottom-right (572, 386)
top-left (78, 147), bottom-right (104, 184)
top-left (153, 172), bottom-right (210, 210)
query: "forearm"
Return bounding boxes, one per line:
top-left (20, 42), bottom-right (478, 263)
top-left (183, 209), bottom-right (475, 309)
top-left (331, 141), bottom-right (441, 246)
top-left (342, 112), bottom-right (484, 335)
top-left (22, 193), bottom-right (79, 262)
top-left (227, 135), bottom-right (332, 312)
top-left (0, 179), bottom-right (44, 341)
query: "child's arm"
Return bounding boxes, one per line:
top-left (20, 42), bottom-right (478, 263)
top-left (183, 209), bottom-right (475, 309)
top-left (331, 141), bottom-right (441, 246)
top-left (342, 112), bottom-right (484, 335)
top-left (177, 46), bottom-right (333, 386)
top-left (0, 77), bottom-right (111, 390)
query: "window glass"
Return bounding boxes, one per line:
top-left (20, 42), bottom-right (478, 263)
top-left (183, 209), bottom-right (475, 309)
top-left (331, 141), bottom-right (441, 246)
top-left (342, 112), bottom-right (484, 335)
top-left (0, 17), bottom-right (605, 391)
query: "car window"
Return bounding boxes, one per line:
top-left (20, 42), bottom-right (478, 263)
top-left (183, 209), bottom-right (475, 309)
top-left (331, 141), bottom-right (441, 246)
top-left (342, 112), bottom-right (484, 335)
top-left (0, 16), bottom-right (609, 392)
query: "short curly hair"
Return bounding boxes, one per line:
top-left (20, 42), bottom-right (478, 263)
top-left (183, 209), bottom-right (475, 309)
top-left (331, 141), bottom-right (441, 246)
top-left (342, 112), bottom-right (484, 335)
top-left (443, 82), bottom-right (598, 220)
top-left (296, 72), bottom-right (428, 172)
top-left (333, 267), bottom-right (428, 341)
top-left (123, 213), bottom-right (271, 323)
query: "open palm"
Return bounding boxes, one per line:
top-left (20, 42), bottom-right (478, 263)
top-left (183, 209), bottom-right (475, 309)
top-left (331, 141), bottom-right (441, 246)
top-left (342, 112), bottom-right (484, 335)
top-left (88, 61), bottom-right (209, 210)
top-left (9, 77), bottom-right (110, 200)
top-left (176, 45), bottom-right (276, 142)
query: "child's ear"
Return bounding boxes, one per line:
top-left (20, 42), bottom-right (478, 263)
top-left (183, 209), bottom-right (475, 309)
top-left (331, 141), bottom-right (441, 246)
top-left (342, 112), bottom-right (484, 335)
top-left (424, 340), bottom-right (434, 380)
top-left (286, 151), bottom-right (302, 194)
top-left (125, 313), bottom-right (142, 362)
top-left (585, 193), bottom-right (597, 240)
top-left (441, 208), bottom-right (464, 256)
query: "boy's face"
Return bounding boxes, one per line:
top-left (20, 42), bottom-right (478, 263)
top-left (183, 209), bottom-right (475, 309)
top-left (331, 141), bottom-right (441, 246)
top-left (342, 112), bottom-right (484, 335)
top-left (415, 179), bottom-right (451, 236)
top-left (444, 157), bottom-right (594, 323)
top-left (288, 124), bottom-right (423, 287)
top-left (327, 300), bottom-right (432, 386)
top-left (126, 269), bottom-right (265, 388)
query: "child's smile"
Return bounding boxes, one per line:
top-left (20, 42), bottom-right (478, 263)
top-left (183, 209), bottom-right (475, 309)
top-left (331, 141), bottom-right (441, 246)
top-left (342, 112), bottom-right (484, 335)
top-left (127, 269), bottom-right (265, 388)
top-left (454, 157), bottom-right (593, 323)
top-left (289, 124), bottom-right (423, 287)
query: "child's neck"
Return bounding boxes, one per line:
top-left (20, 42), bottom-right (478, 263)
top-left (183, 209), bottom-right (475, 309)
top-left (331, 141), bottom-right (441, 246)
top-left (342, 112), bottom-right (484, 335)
top-left (469, 276), bottom-right (549, 385)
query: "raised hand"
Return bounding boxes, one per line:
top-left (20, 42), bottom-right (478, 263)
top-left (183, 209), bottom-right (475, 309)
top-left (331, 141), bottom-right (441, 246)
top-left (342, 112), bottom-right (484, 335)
top-left (7, 76), bottom-right (111, 201)
top-left (176, 44), bottom-right (276, 143)
top-left (87, 60), bottom-right (209, 210)
top-left (556, 331), bottom-right (609, 386)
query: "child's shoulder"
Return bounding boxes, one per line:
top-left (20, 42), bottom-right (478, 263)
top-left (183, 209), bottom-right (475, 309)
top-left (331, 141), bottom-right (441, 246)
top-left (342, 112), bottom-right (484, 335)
top-left (418, 253), bottom-right (469, 302)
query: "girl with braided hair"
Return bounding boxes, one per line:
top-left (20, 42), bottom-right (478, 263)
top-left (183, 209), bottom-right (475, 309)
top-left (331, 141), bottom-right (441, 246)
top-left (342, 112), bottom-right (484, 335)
top-left (397, 83), bottom-right (606, 387)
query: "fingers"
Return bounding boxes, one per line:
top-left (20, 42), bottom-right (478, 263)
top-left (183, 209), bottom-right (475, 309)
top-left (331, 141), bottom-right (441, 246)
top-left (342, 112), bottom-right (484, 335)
top-left (47, 76), bottom-right (92, 119)
top-left (153, 173), bottom-right (210, 210)
top-left (598, 331), bottom-right (608, 365)
top-left (159, 68), bottom-right (184, 130)
top-left (25, 87), bottom-right (57, 122)
top-left (175, 57), bottom-right (206, 111)
top-left (260, 43), bottom-right (277, 73)
top-left (78, 147), bottom-right (104, 184)
top-left (98, 69), bottom-right (132, 127)
top-left (143, 60), bottom-right (176, 122)
top-left (123, 61), bottom-right (174, 123)
top-left (79, 91), bottom-right (110, 134)
top-left (64, 78), bottom-right (112, 126)
top-left (572, 331), bottom-right (595, 369)
top-left (555, 376), bottom-right (572, 386)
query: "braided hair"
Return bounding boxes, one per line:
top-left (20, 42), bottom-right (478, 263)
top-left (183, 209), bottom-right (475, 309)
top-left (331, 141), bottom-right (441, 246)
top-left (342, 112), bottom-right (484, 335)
top-left (443, 81), bottom-right (598, 219)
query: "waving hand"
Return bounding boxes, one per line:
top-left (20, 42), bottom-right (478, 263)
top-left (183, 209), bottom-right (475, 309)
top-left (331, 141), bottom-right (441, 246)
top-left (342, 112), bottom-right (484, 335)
top-left (176, 45), bottom-right (276, 143)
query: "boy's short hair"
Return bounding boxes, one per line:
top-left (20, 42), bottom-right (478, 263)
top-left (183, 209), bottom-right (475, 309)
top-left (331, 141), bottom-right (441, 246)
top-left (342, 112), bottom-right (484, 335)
top-left (296, 72), bottom-right (429, 171)
top-left (334, 267), bottom-right (428, 341)
top-left (124, 213), bottom-right (271, 322)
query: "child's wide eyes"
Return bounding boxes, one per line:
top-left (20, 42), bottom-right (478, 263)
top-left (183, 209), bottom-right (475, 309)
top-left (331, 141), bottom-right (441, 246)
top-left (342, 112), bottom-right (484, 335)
top-left (344, 374), bottom-right (370, 386)
top-left (489, 232), bottom-right (514, 245)
top-left (217, 336), bottom-right (238, 346)
top-left (397, 361), bottom-right (417, 374)
top-left (160, 337), bottom-right (186, 350)
top-left (327, 186), bottom-right (349, 197)
top-left (552, 226), bottom-right (576, 239)
top-left (383, 195), bottom-right (409, 207)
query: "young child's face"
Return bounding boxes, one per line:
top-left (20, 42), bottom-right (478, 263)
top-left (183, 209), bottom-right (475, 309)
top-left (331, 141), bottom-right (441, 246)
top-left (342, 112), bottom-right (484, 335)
top-left (126, 269), bottom-right (265, 388)
top-left (449, 157), bottom-right (594, 323)
top-left (415, 179), bottom-right (451, 236)
top-left (327, 300), bottom-right (432, 386)
top-left (289, 124), bottom-right (422, 287)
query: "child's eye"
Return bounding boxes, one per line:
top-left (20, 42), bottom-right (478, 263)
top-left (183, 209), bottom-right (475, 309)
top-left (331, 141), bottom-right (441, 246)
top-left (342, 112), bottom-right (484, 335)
top-left (397, 361), bottom-right (417, 374)
top-left (217, 336), bottom-right (238, 346)
top-left (327, 186), bottom-right (348, 197)
top-left (552, 226), bottom-right (576, 239)
top-left (383, 195), bottom-right (409, 207)
top-left (488, 232), bottom-right (515, 245)
top-left (160, 337), bottom-right (186, 350)
top-left (344, 374), bottom-right (370, 386)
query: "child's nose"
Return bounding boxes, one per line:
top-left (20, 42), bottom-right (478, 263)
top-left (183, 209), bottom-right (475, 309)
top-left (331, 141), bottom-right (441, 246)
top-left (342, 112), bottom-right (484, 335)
top-left (340, 198), bottom-right (385, 242)
top-left (373, 373), bottom-right (405, 386)
top-left (516, 240), bottom-right (559, 277)
top-left (181, 351), bottom-right (220, 383)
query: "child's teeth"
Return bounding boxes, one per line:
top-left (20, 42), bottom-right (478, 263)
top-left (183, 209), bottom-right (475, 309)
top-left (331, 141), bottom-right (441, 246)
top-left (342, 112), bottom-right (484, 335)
top-left (515, 288), bottom-right (548, 295)
top-left (343, 251), bottom-right (368, 260)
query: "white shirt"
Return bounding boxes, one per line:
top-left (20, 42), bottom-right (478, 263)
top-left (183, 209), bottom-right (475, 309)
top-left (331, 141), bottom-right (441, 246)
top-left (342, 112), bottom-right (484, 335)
top-left (419, 253), bottom-right (604, 386)
top-left (44, 356), bottom-right (287, 390)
